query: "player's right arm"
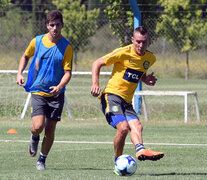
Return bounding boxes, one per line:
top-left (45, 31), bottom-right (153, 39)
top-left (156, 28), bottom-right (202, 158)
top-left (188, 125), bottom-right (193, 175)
top-left (91, 57), bottom-right (106, 97)
top-left (16, 38), bottom-right (36, 86)
top-left (16, 54), bottom-right (30, 86)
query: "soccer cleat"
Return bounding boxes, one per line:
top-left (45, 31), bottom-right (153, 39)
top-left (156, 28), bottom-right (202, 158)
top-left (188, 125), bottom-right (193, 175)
top-left (36, 161), bottom-right (46, 170)
top-left (29, 135), bottom-right (40, 157)
top-left (136, 149), bottom-right (164, 161)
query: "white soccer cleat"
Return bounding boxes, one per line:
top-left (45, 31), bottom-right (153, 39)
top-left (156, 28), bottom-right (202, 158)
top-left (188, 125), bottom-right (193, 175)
top-left (36, 161), bottom-right (46, 170)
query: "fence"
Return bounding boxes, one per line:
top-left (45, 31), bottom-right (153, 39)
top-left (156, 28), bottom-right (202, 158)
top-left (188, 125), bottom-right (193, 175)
top-left (0, 72), bottom-right (206, 122)
top-left (0, 14), bottom-right (206, 121)
top-left (0, 72), bottom-right (109, 120)
top-left (0, 17), bottom-right (207, 78)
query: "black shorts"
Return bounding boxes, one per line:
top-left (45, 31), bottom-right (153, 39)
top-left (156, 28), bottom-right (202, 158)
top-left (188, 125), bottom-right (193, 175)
top-left (100, 93), bottom-right (139, 128)
top-left (31, 93), bottom-right (65, 121)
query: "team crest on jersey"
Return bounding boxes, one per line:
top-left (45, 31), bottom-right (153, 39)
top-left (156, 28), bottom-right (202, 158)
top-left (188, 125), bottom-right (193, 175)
top-left (112, 106), bottom-right (118, 112)
top-left (143, 61), bottom-right (150, 70)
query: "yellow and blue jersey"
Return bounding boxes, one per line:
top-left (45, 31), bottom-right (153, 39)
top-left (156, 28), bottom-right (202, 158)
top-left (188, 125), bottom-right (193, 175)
top-left (102, 44), bottom-right (156, 103)
top-left (25, 33), bottom-right (73, 71)
top-left (24, 33), bottom-right (73, 97)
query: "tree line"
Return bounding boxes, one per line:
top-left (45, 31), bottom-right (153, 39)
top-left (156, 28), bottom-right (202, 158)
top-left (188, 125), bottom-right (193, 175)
top-left (1, 0), bottom-right (207, 79)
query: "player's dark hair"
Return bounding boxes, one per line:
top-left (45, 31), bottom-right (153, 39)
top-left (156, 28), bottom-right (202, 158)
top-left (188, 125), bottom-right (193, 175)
top-left (46, 10), bottom-right (63, 24)
top-left (133, 26), bottom-right (151, 44)
top-left (133, 26), bottom-right (148, 36)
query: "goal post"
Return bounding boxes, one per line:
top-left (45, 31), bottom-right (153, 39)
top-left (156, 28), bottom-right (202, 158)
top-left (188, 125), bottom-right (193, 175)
top-left (133, 91), bottom-right (200, 123)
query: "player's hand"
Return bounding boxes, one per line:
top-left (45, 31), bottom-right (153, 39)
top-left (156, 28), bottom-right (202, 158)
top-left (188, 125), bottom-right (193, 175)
top-left (16, 74), bottom-right (25, 86)
top-left (49, 86), bottom-right (61, 98)
top-left (144, 72), bottom-right (157, 86)
top-left (91, 85), bottom-right (101, 97)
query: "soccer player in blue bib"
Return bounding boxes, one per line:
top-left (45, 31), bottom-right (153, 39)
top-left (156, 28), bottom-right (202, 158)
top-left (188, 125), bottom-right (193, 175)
top-left (16, 10), bottom-right (73, 170)
top-left (91, 26), bottom-right (164, 168)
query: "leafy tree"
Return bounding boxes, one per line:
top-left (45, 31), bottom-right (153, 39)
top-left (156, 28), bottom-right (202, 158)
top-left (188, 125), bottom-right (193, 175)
top-left (8, 0), bottom-right (55, 36)
top-left (32, 0), bottom-right (56, 36)
top-left (82, 0), bottom-right (101, 10)
top-left (157, 0), bottom-right (207, 79)
top-left (52, 0), bottom-right (100, 69)
top-left (0, 7), bottom-right (32, 49)
top-left (0, 0), bottom-right (10, 8)
top-left (137, 0), bottom-right (160, 42)
top-left (100, 0), bottom-right (160, 47)
top-left (0, 0), bottom-right (10, 14)
top-left (0, 1), bottom-right (33, 50)
top-left (11, 0), bottom-right (32, 11)
top-left (101, 0), bottom-right (134, 46)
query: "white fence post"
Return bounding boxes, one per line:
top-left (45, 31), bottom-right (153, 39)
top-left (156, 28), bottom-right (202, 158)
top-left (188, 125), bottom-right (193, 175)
top-left (21, 93), bottom-right (31, 119)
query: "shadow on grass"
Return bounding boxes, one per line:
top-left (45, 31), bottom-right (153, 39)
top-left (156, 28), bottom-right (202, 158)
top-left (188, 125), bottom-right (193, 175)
top-left (139, 172), bottom-right (207, 176)
top-left (48, 168), bottom-right (207, 177)
top-left (50, 167), bottom-right (111, 171)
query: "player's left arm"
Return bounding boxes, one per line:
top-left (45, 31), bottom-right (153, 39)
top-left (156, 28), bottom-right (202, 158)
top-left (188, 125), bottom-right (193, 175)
top-left (50, 70), bottom-right (72, 97)
top-left (141, 72), bottom-right (157, 86)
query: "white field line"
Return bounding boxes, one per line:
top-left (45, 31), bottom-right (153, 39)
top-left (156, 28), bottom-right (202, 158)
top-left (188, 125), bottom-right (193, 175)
top-left (0, 139), bottom-right (207, 146)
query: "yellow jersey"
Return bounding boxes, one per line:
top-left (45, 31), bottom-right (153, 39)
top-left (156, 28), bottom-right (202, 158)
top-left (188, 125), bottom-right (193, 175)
top-left (102, 44), bottom-right (156, 103)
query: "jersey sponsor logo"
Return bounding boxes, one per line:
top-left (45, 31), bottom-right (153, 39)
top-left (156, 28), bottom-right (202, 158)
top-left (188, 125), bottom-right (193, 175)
top-left (143, 61), bottom-right (150, 70)
top-left (129, 58), bottom-right (140, 63)
top-left (123, 68), bottom-right (143, 83)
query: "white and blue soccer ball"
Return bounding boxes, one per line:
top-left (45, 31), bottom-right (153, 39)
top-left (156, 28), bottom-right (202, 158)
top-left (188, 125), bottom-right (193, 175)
top-left (115, 154), bottom-right (137, 176)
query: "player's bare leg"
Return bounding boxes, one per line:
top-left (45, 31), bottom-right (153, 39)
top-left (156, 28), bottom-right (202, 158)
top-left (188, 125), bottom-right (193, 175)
top-left (41, 118), bottom-right (57, 155)
top-left (129, 119), bottom-right (164, 161)
top-left (29, 115), bottom-right (45, 157)
top-left (31, 115), bottom-right (45, 136)
top-left (114, 121), bottom-right (129, 160)
top-left (128, 119), bottom-right (143, 145)
top-left (36, 118), bottom-right (57, 170)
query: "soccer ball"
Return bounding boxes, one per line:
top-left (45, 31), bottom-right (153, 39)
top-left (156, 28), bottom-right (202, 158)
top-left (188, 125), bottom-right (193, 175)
top-left (115, 154), bottom-right (137, 176)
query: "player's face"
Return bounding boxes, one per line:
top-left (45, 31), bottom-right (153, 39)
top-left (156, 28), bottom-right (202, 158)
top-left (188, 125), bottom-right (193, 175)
top-left (47, 19), bottom-right (63, 39)
top-left (131, 32), bottom-right (149, 56)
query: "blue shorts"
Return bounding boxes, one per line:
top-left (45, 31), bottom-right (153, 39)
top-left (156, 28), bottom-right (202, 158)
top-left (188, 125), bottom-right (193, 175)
top-left (100, 93), bottom-right (139, 128)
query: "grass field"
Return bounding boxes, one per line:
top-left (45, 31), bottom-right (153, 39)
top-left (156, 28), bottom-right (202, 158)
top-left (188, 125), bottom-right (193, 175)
top-left (1, 119), bottom-right (207, 180)
top-left (0, 74), bottom-right (207, 179)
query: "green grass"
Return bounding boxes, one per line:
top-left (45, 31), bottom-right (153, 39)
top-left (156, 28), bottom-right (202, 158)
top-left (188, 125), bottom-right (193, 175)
top-left (1, 119), bottom-right (207, 180)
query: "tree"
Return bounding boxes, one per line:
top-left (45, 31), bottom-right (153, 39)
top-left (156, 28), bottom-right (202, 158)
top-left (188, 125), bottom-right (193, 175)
top-left (0, 0), bottom-right (10, 7)
top-left (52, 0), bottom-right (100, 69)
top-left (157, 0), bottom-right (207, 79)
top-left (100, 0), bottom-right (160, 47)
top-left (0, 0), bottom-right (10, 14)
top-left (32, 0), bottom-right (56, 36)
top-left (0, 2), bottom-right (33, 50)
top-left (101, 0), bottom-right (134, 46)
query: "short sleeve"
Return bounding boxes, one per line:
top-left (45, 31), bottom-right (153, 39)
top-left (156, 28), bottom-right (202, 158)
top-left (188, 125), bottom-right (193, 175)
top-left (62, 44), bottom-right (73, 70)
top-left (25, 38), bottom-right (36, 57)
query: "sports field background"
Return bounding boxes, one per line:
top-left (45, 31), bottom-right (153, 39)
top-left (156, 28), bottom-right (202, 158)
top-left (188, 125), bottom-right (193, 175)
top-left (0, 74), bottom-right (206, 122)
top-left (0, 76), bottom-right (206, 179)
top-left (1, 2), bottom-right (207, 179)
top-left (1, 119), bottom-right (207, 179)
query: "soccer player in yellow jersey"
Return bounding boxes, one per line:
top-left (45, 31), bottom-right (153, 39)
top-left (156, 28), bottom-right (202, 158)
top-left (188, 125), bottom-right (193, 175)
top-left (91, 26), bottom-right (164, 167)
top-left (16, 10), bottom-right (73, 170)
